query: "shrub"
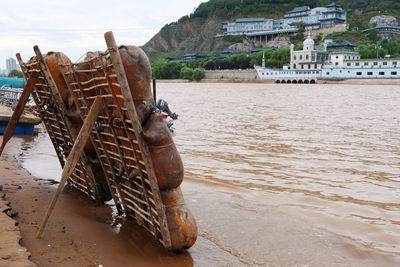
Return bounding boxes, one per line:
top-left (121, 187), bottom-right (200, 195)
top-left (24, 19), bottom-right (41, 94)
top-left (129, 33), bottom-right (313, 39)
top-left (204, 60), bottom-right (217, 70)
top-left (192, 68), bottom-right (205, 81)
top-left (152, 61), bottom-right (182, 79)
top-left (180, 67), bottom-right (194, 80)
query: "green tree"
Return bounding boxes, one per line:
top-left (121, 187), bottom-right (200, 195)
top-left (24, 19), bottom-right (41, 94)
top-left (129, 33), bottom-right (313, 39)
top-left (296, 22), bottom-right (305, 33)
top-left (192, 68), bottom-right (205, 81)
top-left (180, 67), bottom-right (194, 80)
top-left (8, 69), bottom-right (23, 78)
top-left (152, 62), bottom-right (182, 79)
top-left (249, 49), bottom-right (290, 68)
top-left (367, 29), bottom-right (381, 43)
top-left (358, 44), bottom-right (376, 58)
top-left (381, 39), bottom-right (400, 57)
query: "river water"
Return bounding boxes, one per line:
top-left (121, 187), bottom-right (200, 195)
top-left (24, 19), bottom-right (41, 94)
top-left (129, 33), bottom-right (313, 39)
top-left (14, 82), bottom-right (400, 265)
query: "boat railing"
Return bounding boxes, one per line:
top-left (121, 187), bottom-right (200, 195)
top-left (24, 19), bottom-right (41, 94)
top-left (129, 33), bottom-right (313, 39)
top-left (0, 86), bottom-right (24, 109)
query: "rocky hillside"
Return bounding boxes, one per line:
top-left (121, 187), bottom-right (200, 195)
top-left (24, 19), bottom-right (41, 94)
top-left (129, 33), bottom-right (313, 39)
top-left (142, 0), bottom-right (400, 62)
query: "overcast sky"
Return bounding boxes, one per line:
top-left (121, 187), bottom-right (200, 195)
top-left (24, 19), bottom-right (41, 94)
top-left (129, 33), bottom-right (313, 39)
top-left (0, 0), bottom-right (205, 69)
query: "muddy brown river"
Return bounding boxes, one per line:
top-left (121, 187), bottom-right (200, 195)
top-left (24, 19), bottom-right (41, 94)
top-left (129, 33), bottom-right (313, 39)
top-left (15, 82), bottom-right (400, 266)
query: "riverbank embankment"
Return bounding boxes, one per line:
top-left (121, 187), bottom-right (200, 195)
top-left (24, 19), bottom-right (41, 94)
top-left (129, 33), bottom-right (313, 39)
top-left (157, 70), bottom-right (400, 85)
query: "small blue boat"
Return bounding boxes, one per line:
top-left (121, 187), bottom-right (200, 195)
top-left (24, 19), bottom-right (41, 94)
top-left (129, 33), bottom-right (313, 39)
top-left (0, 86), bottom-right (41, 135)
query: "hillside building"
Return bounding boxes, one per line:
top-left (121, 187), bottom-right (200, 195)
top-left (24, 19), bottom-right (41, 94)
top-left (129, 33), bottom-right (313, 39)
top-left (283, 1), bottom-right (346, 29)
top-left (222, 1), bottom-right (346, 36)
top-left (326, 40), bottom-right (357, 51)
top-left (222, 18), bottom-right (283, 35)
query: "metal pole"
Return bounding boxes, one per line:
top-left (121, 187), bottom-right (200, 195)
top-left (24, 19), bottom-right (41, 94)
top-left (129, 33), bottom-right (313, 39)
top-left (153, 79), bottom-right (157, 104)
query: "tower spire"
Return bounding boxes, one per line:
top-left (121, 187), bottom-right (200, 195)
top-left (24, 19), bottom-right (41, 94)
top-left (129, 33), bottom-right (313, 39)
top-left (262, 51), bottom-right (265, 68)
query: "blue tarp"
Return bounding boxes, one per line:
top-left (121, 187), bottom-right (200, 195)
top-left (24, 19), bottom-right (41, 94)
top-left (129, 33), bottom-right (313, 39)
top-left (0, 77), bottom-right (26, 89)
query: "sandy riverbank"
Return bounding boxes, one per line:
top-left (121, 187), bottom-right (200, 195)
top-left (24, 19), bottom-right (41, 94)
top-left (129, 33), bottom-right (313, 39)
top-left (0, 192), bottom-right (35, 267)
top-left (0, 138), bottom-right (244, 267)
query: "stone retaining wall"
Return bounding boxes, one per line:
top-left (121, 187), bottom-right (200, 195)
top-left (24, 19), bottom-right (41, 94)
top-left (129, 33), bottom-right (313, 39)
top-left (204, 69), bottom-right (257, 80)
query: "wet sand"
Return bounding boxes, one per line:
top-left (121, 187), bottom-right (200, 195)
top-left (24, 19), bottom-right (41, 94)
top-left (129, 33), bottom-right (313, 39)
top-left (1, 135), bottom-right (399, 266)
top-left (1, 138), bottom-right (244, 267)
top-left (0, 192), bottom-right (35, 267)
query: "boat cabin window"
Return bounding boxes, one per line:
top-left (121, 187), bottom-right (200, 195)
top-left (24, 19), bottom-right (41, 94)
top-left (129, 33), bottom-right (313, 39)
top-left (364, 62), bottom-right (368, 66)
top-left (374, 62), bottom-right (378, 65)
top-left (379, 72), bottom-right (385, 75)
top-left (356, 72), bottom-right (362, 75)
top-left (347, 63), bottom-right (351, 66)
top-left (391, 71), bottom-right (397, 75)
top-left (367, 72), bottom-right (373, 75)
top-left (383, 62), bottom-right (387, 66)
top-left (355, 62), bottom-right (360, 66)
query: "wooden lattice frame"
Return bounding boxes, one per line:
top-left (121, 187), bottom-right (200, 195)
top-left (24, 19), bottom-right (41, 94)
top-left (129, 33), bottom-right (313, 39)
top-left (54, 32), bottom-right (171, 248)
top-left (16, 48), bottom-right (102, 202)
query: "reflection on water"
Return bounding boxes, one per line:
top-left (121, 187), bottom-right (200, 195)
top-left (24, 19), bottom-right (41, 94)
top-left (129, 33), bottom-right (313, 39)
top-left (156, 83), bottom-right (400, 255)
top-left (14, 82), bottom-right (400, 262)
top-left (17, 127), bottom-right (62, 180)
top-left (61, 187), bottom-right (195, 267)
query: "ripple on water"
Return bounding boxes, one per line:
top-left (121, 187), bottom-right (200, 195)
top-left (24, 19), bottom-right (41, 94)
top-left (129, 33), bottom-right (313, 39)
top-left (157, 82), bottom-right (400, 255)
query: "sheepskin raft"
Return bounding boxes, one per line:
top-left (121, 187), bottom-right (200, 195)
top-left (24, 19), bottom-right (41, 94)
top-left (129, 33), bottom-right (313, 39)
top-left (15, 32), bottom-right (197, 252)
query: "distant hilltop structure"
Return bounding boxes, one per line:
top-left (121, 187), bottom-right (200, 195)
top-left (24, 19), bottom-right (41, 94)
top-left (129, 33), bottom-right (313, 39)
top-left (283, 1), bottom-right (346, 30)
top-left (221, 0), bottom-right (346, 35)
top-left (221, 18), bottom-right (283, 35)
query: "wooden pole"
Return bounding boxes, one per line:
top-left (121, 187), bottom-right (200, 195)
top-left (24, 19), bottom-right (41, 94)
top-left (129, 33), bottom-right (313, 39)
top-left (36, 96), bottom-right (103, 238)
top-left (0, 74), bottom-right (39, 156)
top-left (152, 79), bottom-right (157, 104)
